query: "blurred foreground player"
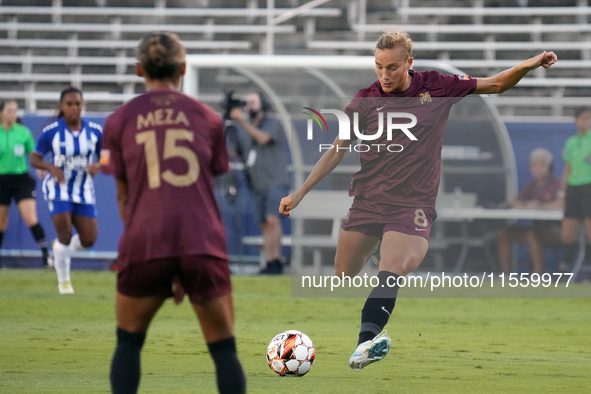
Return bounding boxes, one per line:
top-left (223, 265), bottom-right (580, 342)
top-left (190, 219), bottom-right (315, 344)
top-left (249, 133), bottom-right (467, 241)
top-left (102, 31), bottom-right (245, 394)
top-left (280, 30), bottom-right (557, 371)
top-left (31, 87), bottom-right (102, 293)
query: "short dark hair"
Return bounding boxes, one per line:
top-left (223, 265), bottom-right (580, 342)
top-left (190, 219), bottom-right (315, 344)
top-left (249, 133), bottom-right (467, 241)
top-left (574, 107), bottom-right (591, 119)
top-left (0, 100), bottom-right (17, 112)
top-left (137, 31), bottom-right (186, 80)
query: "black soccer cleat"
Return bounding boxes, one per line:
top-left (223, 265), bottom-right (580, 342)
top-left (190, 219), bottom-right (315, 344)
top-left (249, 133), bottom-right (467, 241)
top-left (260, 260), bottom-right (283, 275)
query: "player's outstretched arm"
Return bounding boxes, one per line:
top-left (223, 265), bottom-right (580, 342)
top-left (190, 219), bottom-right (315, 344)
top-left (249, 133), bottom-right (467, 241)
top-left (279, 136), bottom-right (353, 216)
top-left (473, 51), bottom-right (558, 95)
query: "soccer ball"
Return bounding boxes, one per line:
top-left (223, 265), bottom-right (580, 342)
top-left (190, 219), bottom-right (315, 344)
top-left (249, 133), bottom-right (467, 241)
top-left (266, 330), bottom-right (316, 376)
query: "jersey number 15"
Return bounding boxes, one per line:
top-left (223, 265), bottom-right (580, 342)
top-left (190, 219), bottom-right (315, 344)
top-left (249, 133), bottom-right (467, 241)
top-left (136, 129), bottom-right (200, 189)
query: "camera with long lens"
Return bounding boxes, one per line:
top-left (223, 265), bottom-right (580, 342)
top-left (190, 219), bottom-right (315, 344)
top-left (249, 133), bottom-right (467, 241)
top-left (220, 90), bottom-right (246, 119)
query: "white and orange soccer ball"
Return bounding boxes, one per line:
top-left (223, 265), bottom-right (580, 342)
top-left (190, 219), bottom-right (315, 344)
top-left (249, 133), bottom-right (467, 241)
top-left (266, 330), bottom-right (316, 376)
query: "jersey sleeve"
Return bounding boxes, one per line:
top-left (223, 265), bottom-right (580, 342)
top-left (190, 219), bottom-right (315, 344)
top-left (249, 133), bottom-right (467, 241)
top-left (100, 111), bottom-right (125, 179)
top-left (24, 127), bottom-right (36, 154)
top-left (260, 117), bottom-right (284, 143)
top-left (207, 108), bottom-right (230, 176)
top-left (34, 128), bottom-right (53, 156)
top-left (439, 73), bottom-right (478, 97)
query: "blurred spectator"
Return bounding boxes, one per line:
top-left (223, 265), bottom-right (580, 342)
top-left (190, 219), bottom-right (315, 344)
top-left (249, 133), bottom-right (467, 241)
top-left (0, 100), bottom-right (49, 268)
top-left (497, 148), bottom-right (563, 274)
top-left (229, 92), bottom-right (289, 274)
top-left (559, 108), bottom-right (591, 272)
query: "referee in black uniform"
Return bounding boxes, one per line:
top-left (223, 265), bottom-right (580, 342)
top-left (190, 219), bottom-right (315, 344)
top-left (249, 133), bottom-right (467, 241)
top-left (0, 100), bottom-right (49, 268)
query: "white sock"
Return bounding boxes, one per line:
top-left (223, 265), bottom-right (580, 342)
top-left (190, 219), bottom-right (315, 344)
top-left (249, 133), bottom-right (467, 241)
top-left (53, 240), bottom-right (71, 283)
top-left (69, 233), bottom-right (85, 252)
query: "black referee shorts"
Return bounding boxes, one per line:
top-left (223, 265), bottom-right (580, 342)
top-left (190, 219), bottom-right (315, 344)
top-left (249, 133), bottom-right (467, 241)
top-left (0, 174), bottom-right (37, 205)
top-left (564, 183), bottom-right (591, 219)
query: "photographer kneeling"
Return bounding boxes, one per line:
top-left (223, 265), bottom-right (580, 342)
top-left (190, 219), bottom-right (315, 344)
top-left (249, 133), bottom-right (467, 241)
top-left (229, 93), bottom-right (289, 274)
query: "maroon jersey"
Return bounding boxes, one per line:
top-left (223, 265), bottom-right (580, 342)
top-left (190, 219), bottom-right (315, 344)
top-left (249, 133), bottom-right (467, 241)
top-left (101, 90), bottom-right (229, 265)
top-left (517, 175), bottom-right (561, 203)
top-left (345, 70), bottom-right (477, 207)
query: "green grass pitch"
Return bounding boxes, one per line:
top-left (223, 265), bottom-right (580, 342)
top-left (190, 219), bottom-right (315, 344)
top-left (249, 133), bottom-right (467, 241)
top-left (1, 269), bottom-right (590, 393)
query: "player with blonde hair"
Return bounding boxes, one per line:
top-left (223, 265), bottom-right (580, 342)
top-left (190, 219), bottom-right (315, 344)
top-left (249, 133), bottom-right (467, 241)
top-left (280, 29), bottom-right (557, 371)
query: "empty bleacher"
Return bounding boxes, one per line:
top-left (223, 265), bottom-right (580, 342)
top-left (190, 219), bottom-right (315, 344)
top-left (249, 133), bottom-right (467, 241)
top-left (314, 0), bottom-right (591, 118)
top-left (0, 0), bottom-right (590, 117)
top-left (0, 0), bottom-right (342, 112)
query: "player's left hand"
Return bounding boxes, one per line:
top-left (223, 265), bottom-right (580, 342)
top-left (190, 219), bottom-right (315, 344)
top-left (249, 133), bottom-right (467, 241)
top-left (86, 163), bottom-right (100, 177)
top-left (537, 51), bottom-right (557, 69)
top-left (172, 276), bottom-right (185, 305)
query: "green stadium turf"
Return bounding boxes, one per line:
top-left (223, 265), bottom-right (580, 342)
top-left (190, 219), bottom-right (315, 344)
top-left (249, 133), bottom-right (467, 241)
top-left (1, 269), bottom-right (590, 393)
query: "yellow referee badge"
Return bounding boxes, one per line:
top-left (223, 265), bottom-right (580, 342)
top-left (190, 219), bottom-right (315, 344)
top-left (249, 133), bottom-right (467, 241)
top-left (100, 149), bottom-right (111, 166)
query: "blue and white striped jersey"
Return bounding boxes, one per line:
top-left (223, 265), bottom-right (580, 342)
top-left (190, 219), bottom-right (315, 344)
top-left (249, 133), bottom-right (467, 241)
top-left (35, 118), bottom-right (103, 204)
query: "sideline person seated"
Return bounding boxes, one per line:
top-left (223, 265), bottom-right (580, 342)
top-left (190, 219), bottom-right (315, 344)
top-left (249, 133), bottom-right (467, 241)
top-left (497, 148), bottom-right (563, 274)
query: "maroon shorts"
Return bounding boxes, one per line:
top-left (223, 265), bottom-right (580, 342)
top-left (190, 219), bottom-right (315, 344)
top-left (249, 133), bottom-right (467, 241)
top-left (117, 255), bottom-right (232, 304)
top-left (341, 198), bottom-right (437, 242)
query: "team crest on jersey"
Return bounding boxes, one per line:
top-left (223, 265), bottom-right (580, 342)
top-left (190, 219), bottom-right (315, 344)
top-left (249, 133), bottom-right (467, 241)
top-left (419, 92), bottom-right (432, 104)
top-left (457, 74), bottom-right (470, 80)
